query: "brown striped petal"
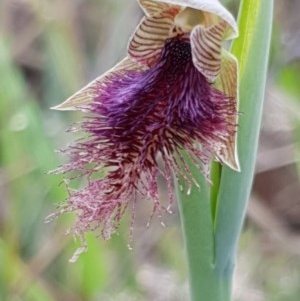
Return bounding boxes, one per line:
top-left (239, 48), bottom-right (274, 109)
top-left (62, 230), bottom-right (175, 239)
top-left (154, 0), bottom-right (238, 39)
top-left (51, 57), bottom-right (146, 111)
top-left (138, 0), bottom-right (177, 16)
top-left (128, 9), bottom-right (179, 67)
top-left (190, 21), bottom-right (227, 83)
top-left (213, 49), bottom-right (240, 171)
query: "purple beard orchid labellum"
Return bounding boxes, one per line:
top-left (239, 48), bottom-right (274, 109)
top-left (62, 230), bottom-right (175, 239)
top-left (50, 0), bottom-right (239, 261)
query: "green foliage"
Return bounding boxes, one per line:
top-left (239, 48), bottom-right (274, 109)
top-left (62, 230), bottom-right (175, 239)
top-left (177, 0), bottom-right (273, 300)
top-left (215, 0), bottom-right (274, 272)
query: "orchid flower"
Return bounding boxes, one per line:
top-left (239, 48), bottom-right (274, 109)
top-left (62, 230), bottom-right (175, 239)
top-left (51, 0), bottom-right (239, 254)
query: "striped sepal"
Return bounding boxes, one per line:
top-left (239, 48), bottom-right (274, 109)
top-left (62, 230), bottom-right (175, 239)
top-left (214, 49), bottom-right (240, 171)
top-left (128, 9), bottom-right (179, 67)
top-left (152, 0), bottom-right (238, 39)
top-left (52, 57), bottom-right (146, 111)
top-left (138, 0), bottom-right (175, 16)
top-left (190, 20), bottom-right (227, 83)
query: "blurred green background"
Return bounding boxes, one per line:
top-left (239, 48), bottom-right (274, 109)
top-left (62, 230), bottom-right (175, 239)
top-left (1, 0), bottom-right (300, 300)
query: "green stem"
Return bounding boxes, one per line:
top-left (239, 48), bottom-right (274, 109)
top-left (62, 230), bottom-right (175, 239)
top-left (176, 154), bottom-right (231, 301)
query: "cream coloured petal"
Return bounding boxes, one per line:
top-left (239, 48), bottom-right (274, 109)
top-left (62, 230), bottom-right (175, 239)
top-left (128, 9), bottom-right (179, 67)
top-left (213, 49), bottom-right (240, 171)
top-left (138, 0), bottom-right (177, 16)
top-left (51, 57), bottom-right (146, 111)
top-left (190, 21), bottom-right (227, 83)
top-left (153, 0), bottom-right (238, 39)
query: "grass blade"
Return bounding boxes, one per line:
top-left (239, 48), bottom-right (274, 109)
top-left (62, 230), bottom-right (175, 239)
top-left (214, 0), bottom-right (274, 273)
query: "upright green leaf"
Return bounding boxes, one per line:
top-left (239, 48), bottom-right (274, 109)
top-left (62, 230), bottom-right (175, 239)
top-left (214, 0), bottom-right (273, 274)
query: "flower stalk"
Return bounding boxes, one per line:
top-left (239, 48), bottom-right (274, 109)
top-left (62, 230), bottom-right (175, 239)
top-left (176, 0), bottom-right (273, 300)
